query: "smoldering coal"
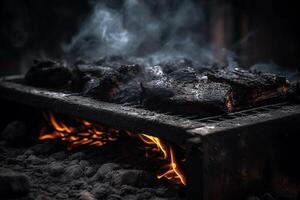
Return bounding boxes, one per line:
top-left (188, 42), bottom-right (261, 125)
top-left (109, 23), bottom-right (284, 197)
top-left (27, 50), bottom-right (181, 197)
top-left (63, 0), bottom-right (213, 66)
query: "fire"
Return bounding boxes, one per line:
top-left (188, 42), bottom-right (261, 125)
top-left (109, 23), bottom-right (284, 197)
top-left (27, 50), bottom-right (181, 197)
top-left (39, 112), bottom-right (186, 186)
top-left (39, 112), bottom-right (120, 150)
top-left (138, 134), bottom-right (186, 185)
top-left (138, 134), bottom-right (168, 159)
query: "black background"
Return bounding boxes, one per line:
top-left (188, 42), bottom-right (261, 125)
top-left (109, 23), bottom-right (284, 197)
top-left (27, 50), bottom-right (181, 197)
top-left (0, 0), bottom-right (299, 76)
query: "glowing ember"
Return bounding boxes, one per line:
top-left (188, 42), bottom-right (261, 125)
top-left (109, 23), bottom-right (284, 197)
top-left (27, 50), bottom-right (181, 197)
top-left (39, 112), bottom-right (120, 150)
top-left (226, 91), bottom-right (234, 112)
top-left (39, 112), bottom-right (186, 185)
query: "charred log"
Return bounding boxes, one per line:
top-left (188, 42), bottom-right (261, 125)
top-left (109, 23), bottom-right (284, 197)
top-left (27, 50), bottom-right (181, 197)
top-left (70, 62), bottom-right (116, 93)
top-left (141, 78), bottom-right (232, 116)
top-left (84, 64), bottom-right (141, 101)
top-left (287, 80), bottom-right (300, 102)
top-left (111, 80), bottom-right (142, 104)
top-left (25, 60), bottom-right (72, 88)
top-left (158, 58), bottom-right (194, 75)
top-left (23, 58), bottom-right (295, 115)
top-left (207, 69), bottom-right (289, 106)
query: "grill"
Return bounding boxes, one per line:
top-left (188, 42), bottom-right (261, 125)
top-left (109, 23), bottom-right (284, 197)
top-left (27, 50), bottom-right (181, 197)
top-left (1, 75), bottom-right (300, 200)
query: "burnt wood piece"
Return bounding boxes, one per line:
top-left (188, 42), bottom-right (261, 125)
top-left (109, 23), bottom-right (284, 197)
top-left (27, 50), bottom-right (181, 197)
top-left (287, 80), bottom-right (300, 100)
top-left (111, 66), bottom-right (199, 104)
top-left (71, 63), bottom-right (116, 94)
top-left (207, 69), bottom-right (288, 106)
top-left (167, 67), bottom-right (198, 83)
top-left (24, 59), bottom-right (142, 101)
top-left (111, 80), bottom-right (142, 104)
top-left (25, 60), bottom-right (72, 88)
top-left (158, 58), bottom-right (194, 74)
top-left (0, 76), bottom-right (202, 145)
top-left (74, 63), bottom-right (114, 77)
top-left (84, 64), bottom-right (141, 101)
top-left (141, 77), bottom-right (232, 116)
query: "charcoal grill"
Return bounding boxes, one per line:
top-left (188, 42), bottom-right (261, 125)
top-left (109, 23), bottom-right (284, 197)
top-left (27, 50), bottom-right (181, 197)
top-left (1, 75), bottom-right (300, 200)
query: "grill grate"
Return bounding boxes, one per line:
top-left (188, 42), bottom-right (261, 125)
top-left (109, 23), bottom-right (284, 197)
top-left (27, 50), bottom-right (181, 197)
top-left (1, 75), bottom-right (300, 200)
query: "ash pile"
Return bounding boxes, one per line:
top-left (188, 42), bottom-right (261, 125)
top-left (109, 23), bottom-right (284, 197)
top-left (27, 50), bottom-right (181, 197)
top-left (0, 120), bottom-right (185, 200)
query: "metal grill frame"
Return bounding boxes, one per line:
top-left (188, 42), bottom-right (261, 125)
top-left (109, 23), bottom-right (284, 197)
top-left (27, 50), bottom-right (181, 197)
top-left (1, 75), bottom-right (300, 200)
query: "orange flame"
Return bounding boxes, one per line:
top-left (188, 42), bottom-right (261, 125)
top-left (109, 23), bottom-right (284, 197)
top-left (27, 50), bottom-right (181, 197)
top-left (39, 112), bottom-right (186, 185)
top-left (39, 112), bottom-right (120, 150)
top-left (139, 134), bottom-right (168, 159)
top-left (139, 134), bottom-right (186, 185)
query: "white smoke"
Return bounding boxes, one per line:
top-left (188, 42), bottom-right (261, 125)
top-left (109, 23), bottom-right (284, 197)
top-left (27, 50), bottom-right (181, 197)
top-left (62, 0), bottom-right (213, 65)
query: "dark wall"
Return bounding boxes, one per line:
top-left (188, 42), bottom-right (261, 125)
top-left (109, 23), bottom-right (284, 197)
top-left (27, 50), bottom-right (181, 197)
top-left (0, 0), bottom-right (91, 75)
top-left (0, 0), bottom-right (299, 76)
top-left (230, 0), bottom-right (300, 69)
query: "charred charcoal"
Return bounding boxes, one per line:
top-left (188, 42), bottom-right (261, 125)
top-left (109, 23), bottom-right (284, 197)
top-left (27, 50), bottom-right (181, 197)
top-left (85, 64), bottom-right (141, 101)
top-left (91, 163), bottom-right (120, 182)
top-left (69, 151), bottom-right (86, 160)
top-left (75, 64), bottom-right (114, 77)
top-left (158, 58), bottom-right (193, 74)
top-left (192, 64), bottom-right (215, 75)
top-left (111, 80), bottom-right (143, 104)
top-left (141, 78), bottom-right (175, 100)
top-left (108, 169), bottom-right (155, 188)
top-left (0, 127), bottom-right (183, 200)
top-left (168, 67), bottom-right (198, 83)
top-left (141, 78), bottom-right (232, 116)
top-left (85, 166), bottom-right (98, 177)
top-left (118, 64), bottom-right (141, 78)
top-left (0, 168), bottom-right (31, 198)
top-left (207, 68), bottom-right (289, 106)
top-left (92, 183), bottom-right (120, 199)
top-left (30, 140), bottom-right (63, 155)
top-left (26, 154), bottom-right (46, 165)
top-left (1, 121), bottom-right (27, 142)
top-left (77, 75), bottom-right (99, 95)
top-left (207, 68), bottom-right (287, 91)
top-left (48, 162), bottom-right (65, 177)
top-left (287, 80), bottom-right (300, 102)
top-left (143, 65), bottom-right (165, 81)
top-left (25, 59), bottom-right (72, 88)
top-left (79, 191), bottom-right (96, 200)
top-left (65, 164), bottom-right (84, 179)
top-left (50, 151), bottom-right (67, 160)
top-left (120, 185), bottom-right (138, 196)
top-left (70, 62), bottom-right (115, 91)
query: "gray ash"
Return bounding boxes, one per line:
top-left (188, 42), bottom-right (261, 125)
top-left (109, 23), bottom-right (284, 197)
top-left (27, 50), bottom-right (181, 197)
top-left (0, 120), bottom-right (186, 200)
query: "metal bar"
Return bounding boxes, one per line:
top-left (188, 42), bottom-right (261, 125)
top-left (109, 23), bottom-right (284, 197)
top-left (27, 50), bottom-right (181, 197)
top-left (187, 104), bottom-right (300, 200)
top-left (0, 76), bottom-right (200, 145)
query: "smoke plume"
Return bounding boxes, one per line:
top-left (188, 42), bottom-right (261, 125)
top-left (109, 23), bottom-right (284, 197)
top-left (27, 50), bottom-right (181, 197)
top-left (63, 0), bottom-right (212, 65)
